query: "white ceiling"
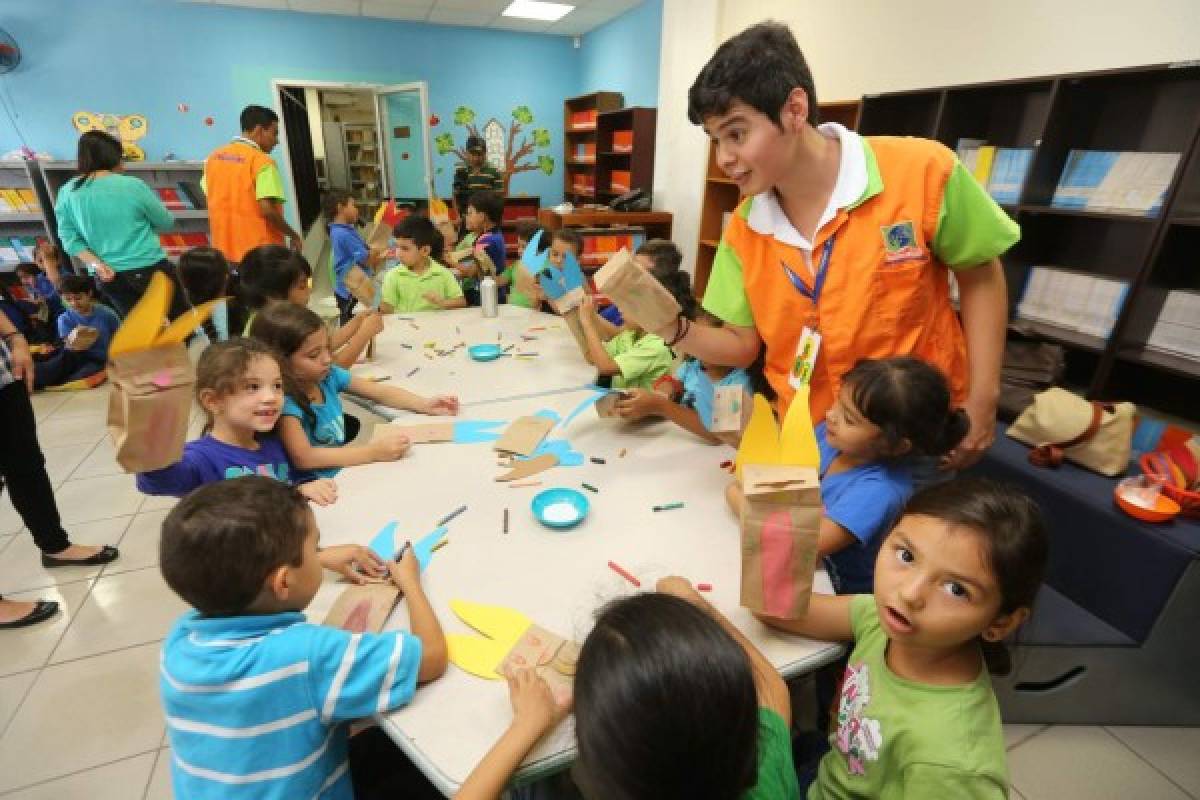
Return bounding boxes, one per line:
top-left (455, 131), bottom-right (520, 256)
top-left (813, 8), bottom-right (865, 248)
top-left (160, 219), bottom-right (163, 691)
top-left (184, 0), bottom-right (645, 35)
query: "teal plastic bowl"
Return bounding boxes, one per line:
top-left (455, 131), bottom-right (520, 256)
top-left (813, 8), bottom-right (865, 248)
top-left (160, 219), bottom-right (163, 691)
top-left (531, 487), bottom-right (590, 530)
top-left (468, 343), bottom-right (503, 362)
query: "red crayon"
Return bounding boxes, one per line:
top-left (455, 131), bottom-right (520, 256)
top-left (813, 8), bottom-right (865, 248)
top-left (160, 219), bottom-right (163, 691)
top-left (607, 560), bottom-right (641, 588)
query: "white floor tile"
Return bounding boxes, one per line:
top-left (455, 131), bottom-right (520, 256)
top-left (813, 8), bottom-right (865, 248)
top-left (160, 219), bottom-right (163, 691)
top-left (1107, 726), bottom-right (1200, 796)
top-left (138, 493), bottom-right (179, 513)
top-left (29, 392), bottom-right (69, 421)
top-left (68, 438), bottom-right (124, 481)
top-left (43, 387), bottom-right (112, 420)
top-left (0, 751), bottom-right (157, 800)
top-left (0, 669), bottom-right (38, 738)
top-left (0, 581), bottom-right (92, 677)
top-left (0, 643), bottom-right (164, 793)
top-left (50, 567), bottom-right (187, 663)
top-left (101, 510), bottom-right (168, 577)
top-left (1009, 725), bottom-right (1191, 800)
top-left (53, 474), bottom-right (144, 525)
top-left (32, 413), bottom-right (107, 451)
top-left (40, 444), bottom-right (92, 486)
top-left (0, 516), bottom-right (132, 595)
top-left (1004, 723), bottom-right (1049, 750)
top-left (0, 493), bottom-right (23, 536)
top-left (145, 748), bottom-right (173, 800)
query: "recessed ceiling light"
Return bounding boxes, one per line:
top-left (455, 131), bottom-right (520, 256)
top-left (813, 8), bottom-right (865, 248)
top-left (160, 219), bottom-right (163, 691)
top-left (502, 0), bottom-right (574, 22)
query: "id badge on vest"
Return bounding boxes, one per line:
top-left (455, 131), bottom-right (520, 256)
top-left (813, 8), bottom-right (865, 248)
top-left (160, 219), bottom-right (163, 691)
top-left (789, 327), bottom-right (822, 389)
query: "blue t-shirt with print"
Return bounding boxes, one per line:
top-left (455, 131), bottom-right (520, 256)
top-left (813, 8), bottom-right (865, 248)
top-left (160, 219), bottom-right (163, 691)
top-left (817, 421), bottom-right (914, 595)
top-left (282, 364), bottom-right (352, 478)
top-left (675, 358), bottom-right (753, 430)
top-left (56, 304), bottom-right (121, 361)
top-left (136, 434), bottom-right (292, 497)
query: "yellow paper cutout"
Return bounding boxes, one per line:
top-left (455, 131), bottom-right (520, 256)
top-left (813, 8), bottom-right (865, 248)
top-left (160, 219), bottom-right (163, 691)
top-left (735, 394), bottom-right (782, 480)
top-left (108, 272), bottom-right (218, 357)
top-left (446, 599), bottom-right (533, 680)
top-left (779, 385), bottom-right (820, 468)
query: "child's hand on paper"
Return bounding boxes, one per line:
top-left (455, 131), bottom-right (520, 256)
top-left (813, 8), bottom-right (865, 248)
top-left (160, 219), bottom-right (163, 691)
top-left (297, 478), bottom-right (339, 506)
top-left (506, 667), bottom-right (571, 734)
top-left (420, 394), bottom-right (460, 416)
top-left (390, 543), bottom-right (421, 592)
top-left (614, 388), bottom-right (663, 420)
top-left (319, 544), bottom-right (387, 584)
top-left (369, 429), bottom-right (412, 461)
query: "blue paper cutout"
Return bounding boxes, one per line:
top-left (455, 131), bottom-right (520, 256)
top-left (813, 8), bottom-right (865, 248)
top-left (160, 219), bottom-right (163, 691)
top-left (526, 438), bottom-right (585, 467)
top-left (367, 521), bottom-right (448, 571)
top-left (412, 525), bottom-right (449, 570)
top-left (453, 419), bottom-right (507, 443)
top-left (558, 389), bottom-right (606, 430)
top-left (533, 408), bottom-right (561, 423)
top-left (537, 249), bottom-right (586, 301)
top-left (521, 229), bottom-right (549, 275)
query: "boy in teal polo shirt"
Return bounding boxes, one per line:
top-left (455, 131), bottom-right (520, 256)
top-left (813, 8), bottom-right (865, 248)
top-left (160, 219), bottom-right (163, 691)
top-left (379, 216), bottom-right (465, 313)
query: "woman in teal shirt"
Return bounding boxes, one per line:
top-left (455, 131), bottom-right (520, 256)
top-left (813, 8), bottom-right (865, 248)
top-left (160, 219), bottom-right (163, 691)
top-left (54, 131), bottom-right (183, 317)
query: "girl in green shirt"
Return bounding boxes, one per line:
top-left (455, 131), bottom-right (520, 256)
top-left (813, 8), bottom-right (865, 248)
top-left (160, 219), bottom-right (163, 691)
top-left (762, 478), bottom-right (1048, 799)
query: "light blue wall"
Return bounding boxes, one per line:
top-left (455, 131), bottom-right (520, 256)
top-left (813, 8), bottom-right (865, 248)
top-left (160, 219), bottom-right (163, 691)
top-left (578, 0), bottom-right (663, 108)
top-left (1, 0), bottom-right (662, 212)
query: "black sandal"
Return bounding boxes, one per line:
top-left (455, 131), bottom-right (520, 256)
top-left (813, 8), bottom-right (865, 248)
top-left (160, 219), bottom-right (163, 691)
top-left (41, 545), bottom-right (120, 568)
top-left (0, 600), bottom-right (60, 629)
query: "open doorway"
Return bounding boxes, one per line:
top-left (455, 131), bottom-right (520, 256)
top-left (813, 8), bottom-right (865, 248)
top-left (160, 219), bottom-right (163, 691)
top-left (272, 81), bottom-right (435, 235)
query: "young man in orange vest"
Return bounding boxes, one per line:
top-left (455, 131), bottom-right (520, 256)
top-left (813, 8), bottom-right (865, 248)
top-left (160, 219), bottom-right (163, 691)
top-left (204, 105), bottom-right (300, 264)
top-left (665, 22), bottom-right (1014, 472)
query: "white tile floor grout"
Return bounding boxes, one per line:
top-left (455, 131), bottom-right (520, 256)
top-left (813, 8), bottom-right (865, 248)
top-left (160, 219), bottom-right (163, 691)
top-left (2, 387), bottom-right (1198, 799)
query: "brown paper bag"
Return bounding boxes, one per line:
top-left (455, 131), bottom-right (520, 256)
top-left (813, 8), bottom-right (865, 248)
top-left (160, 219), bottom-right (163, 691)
top-left (712, 385), bottom-right (753, 446)
top-left (738, 464), bottom-right (821, 619)
top-left (365, 220), bottom-right (393, 251)
top-left (494, 416), bottom-right (555, 456)
top-left (547, 287), bottom-right (585, 315)
top-left (498, 623), bottom-right (580, 706)
top-left (323, 583), bottom-right (401, 633)
top-left (107, 343), bottom-right (196, 473)
top-left (595, 391), bottom-right (628, 418)
top-left (67, 325), bottom-right (100, 352)
top-left (343, 265), bottom-right (376, 306)
top-left (593, 248), bottom-right (681, 333)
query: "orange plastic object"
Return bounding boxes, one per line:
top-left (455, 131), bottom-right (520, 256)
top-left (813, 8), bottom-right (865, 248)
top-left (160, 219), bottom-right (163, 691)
top-left (1114, 485), bottom-right (1181, 523)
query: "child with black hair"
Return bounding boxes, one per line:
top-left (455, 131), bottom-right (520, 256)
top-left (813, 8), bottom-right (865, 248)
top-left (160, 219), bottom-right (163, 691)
top-left (614, 308), bottom-right (772, 444)
top-left (33, 275), bottom-right (119, 390)
top-left (239, 243), bottom-right (382, 367)
top-left (15, 261), bottom-right (65, 332)
top-left (572, 264), bottom-right (693, 391)
top-left (325, 189), bottom-right (386, 324)
top-left (763, 478), bottom-right (1048, 798)
top-left (380, 215), bottom-right (465, 312)
top-left (177, 246), bottom-right (242, 344)
top-left (503, 219), bottom-right (546, 308)
top-left (136, 338), bottom-right (338, 506)
top-left (450, 190), bottom-right (506, 305)
top-left (159, 476), bottom-right (447, 799)
top-left (453, 578), bottom-right (799, 800)
top-left (250, 302), bottom-right (459, 479)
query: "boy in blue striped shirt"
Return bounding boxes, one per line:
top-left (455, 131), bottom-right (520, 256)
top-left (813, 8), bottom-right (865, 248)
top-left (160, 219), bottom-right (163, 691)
top-left (158, 477), bottom-right (447, 799)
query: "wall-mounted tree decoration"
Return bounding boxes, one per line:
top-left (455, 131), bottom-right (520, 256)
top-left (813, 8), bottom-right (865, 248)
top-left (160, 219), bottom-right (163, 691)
top-left (433, 104), bottom-right (556, 194)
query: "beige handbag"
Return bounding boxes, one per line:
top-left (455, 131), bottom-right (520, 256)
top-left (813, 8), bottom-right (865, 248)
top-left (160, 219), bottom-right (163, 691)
top-left (1007, 387), bottom-right (1135, 476)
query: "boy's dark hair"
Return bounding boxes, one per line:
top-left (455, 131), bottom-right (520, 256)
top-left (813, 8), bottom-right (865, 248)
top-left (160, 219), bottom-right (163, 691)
top-left (903, 478), bottom-right (1048, 675)
top-left (240, 104), bottom-right (279, 133)
top-left (194, 337), bottom-right (282, 432)
top-left (842, 357), bottom-right (970, 458)
top-left (467, 190), bottom-right (504, 228)
top-left (321, 189), bottom-right (353, 222)
top-left (73, 130), bottom-right (123, 186)
top-left (688, 22), bottom-right (820, 128)
top-left (654, 269), bottom-right (698, 327)
top-left (239, 244), bottom-right (312, 310)
top-left (58, 274), bottom-right (95, 296)
top-left (692, 308), bottom-right (775, 401)
top-left (635, 238), bottom-right (683, 280)
top-left (574, 593), bottom-right (760, 799)
top-left (393, 214), bottom-right (439, 252)
top-left (160, 476), bottom-right (310, 616)
top-left (247, 302), bottom-right (326, 430)
top-left (14, 262), bottom-right (41, 278)
top-left (514, 220), bottom-right (545, 248)
top-left (550, 227), bottom-right (583, 253)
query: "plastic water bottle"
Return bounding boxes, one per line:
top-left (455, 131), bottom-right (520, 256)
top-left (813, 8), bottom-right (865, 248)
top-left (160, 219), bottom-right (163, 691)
top-left (481, 275), bottom-right (498, 318)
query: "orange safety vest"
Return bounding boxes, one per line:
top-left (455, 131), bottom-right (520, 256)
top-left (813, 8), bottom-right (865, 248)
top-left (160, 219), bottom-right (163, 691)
top-left (205, 140), bottom-right (283, 263)
top-left (723, 136), bottom-right (969, 423)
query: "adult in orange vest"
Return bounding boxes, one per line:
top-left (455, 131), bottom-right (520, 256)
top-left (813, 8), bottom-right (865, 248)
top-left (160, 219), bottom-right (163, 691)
top-left (204, 105), bottom-right (300, 264)
top-left (667, 23), bottom-right (1013, 472)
